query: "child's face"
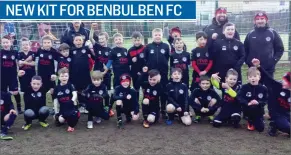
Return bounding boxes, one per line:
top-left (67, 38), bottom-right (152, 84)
top-left (92, 78), bottom-right (102, 87)
top-left (197, 37), bottom-right (207, 47)
top-left (21, 41), bottom-right (30, 52)
top-left (59, 73), bottom-right (69, 84)
top-left (98, 35), bottom-right (107, 47)
top-left (121, 81), bottom-right (130, 88)
top-left (225, 74), bottom-right (238, 87)
top-left (31, 79), bottom-right (42, 91)
top-left (223, 25), bottom-right (235, 39)
top-left (60, 49), bottom-right (69, 57)
top-left (73, 36), bottom-right (84, 47)
top-left (171, 71), bottom-right (182, 82)
top-left (1, 38), bottom-right (12, 50)
top-left (247, 72), bottom-right (261, 85)
top-left (152, 32), bottom-right (162, 43)
top-left (174, 40), bottom-right (184, 51)
top-left (255, 17), bottom-right (267, 28)
top-left (42, 39), bottom-right (52, 50)
top-left (200, 80), bottom-right (211, 91)
top-left (171, 32), bottom-right (181, 38)
top-left (282, 79), bottom-right (290, 89)
top-left (132, 38), bottom-right (142, 47)
top-left (114, 36), bottom-right (123, 47)
top-left (148, 75), bottom-right (159, 86)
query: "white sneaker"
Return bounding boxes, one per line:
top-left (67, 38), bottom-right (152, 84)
top-left (87, 121), bottom-right (93, 129)
top-left (95, 117), bottom-right (102, 124)
top-left (84, 109), bottom-right (89, 114)
top-left (79, 107), bottom-right (85, 114)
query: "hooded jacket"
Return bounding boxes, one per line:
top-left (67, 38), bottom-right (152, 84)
top-left (61, 23), bottom-right (90, 47)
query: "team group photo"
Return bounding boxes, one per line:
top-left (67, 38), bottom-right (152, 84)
top-left (0, 1), bottom-right (290, 154)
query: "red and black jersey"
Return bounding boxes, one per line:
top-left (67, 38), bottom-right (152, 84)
top-left (128, 45), bottom-right (146, 74)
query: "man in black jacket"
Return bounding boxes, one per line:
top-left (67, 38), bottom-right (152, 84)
top-left (203, 7), bottom-right (240, 47)
top-left (244, 12), bottom-right (284, 78)
top-left (61, 21), bottom-right (90, 47)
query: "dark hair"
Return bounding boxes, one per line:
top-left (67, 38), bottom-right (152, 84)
top-left (98, 32), bottom-right (109, 40)
top-left (196, 31), bottom-right (207, 40)
top-left (31, 75), bottom-right (42, 81)
top-left (226, 68), bottom-right (238, 77)
top-left (73, 34), bottom-right (84, 40)
top-left (199, 75), bottom-right (210, 83)
top-left (223, 22), bottom-right (235, 31)
top-left (131, 31), bottom-right (143, 39)
top-left (58, 43), bottom-right (70, 51)
top-left (148, 69), bottom-right (160, 78)
top-left (58, 67), bottom-right (69, 75)
top-left (2, 35), bottom-right (11, 40)
top-left (173, 38), bottom-right (183, 44)
top-left (171, 68), bottom-right (182, 75)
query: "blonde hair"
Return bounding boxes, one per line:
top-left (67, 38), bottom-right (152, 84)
top-left (113, 33), bottom-right (123, 39)
top-left (152, 28), bottom-right (163, 34)
top-left (247, 67), bottom-right (261, 77)
top-left (41, 35), bottom-right (53, 42)
top-left (99, 32), bottom-right (109, 40)
top-left (58, 67), bottom-right (69, 75)
top-left (91, 71), bottom-right (104, 80)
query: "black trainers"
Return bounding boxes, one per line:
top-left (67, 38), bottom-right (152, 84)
top-left (117, 120), bottom-right (124, 129)
top-left (17, 108), bottom-right (23, 114)
top-left (161, 112), bottom-right (168, 120)
top-left (268, 122), bottom-right (277, 137)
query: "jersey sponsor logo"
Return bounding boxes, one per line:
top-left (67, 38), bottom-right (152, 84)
top-left (280, 92), bottom-right (286, 96)
top-left (160, 49), bottom-right (165, 54)
top-left (179, 89), bottom-right (184, 94)
top-left (258, 93), bottom-right (263, 99)
top-left (2, 55), bottom-right (7, 59)
top-left (207, 96), bottom-right (212, 101)
top-left (31, 93), bottom-right (36, 98)
top-left (37, 92), bottom-right (42, 97)
top-left (266, 37), bottom-right (271, 42)
top-left (57, 91), bottom-right (64, 96)
top-left (150, 49), bottom-right (154, 54)
top-left (173, 59), bottom-right (179, 63)
top-left (117, 53), bottom-right (121, 57)
top-left (182, 57), bottom-right (187, 62)
top-left (233, 45), bottom-right (238, 51)
top-left (82, 49), bottom-right (86, 54)
top-left (222, 46), bottom-right (226, 51)
top-left (246, 92), bottom-right (252, 97)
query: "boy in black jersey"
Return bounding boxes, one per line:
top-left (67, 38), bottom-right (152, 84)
top-left (93, 32), bottom-right (111, 90)
top-left (252, 58), bottom-right (290, 136)
top-left (70, 34), bottom-right (94, 114)
top-left (56, 43), bottom-right (71, 72)
top-left (211, 69), bottom-right (242, 128)
top-left (1, 91), bottom-right (17, 140)
top-left (113, 74), bottom-right (139, 128)
top-left (53, 68), bottom-right (79, 132)
top-left (22, 76), bottom-right (50, 130)
top-left (190, 32), bottom-right (213, 91)
top-left (237, 67), bottom-right (268, 132)
top-left (128, 32), bottom-right (146, 98)
top-left (190, 76), bottom-right (220, 123)
top-left (143, 28), bottom-right (170, 119)
top-left (105, 33), bottom-right (130, 88)
top-left (1, 36), bottom-right (20, 112)
top-left (139, 69), bottom-right (162, 128)
top-left (165, 68), bottom-right (191, 126)
top-left (170, 38), bottom-right (190, 87)
top-left (83, 71), bottom-right (110, 129)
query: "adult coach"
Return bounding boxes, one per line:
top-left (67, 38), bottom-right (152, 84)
top-left (61, 21), bottom-right (90, 47)
top-left (203, 7), bottom-right (240, 46)
top-left (244, 12), bottom-right (284, 77)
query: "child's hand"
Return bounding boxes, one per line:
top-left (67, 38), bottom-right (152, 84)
top-left (212, 33), bottom-right (218, 40)
top-left (252, 58), bottom-right (260, 67)
top-left (209, 99), bottom-right (217, 107)
top-left (204, 108), bottom-right (209, 113)
top-left (10, 91), bottom-right (18, 95)
top-left (49, 88), bottom-right (54, 95)
top-left (85, 40), bottom-right (93, 49)
top-left (199, 71), bottom-right (207, 76)
top-left (19, 60), bottom-right (25, 66)
top-left (126, 94), bottom-right (132, 100)
top-left (221, 83), bottom-right (230, 89)
top-left (264, 113), bottom-right (271, 119)
top-left (176, 107), bottom-right (182, 112)
top-left (9, 109), bottom-right (17, 115)
top-left (137, 72), bottom-right (141, 75)
top-left (103, 64), bottom-right (108, 71)
top-left (201, 107), bottom-right (206, 113)
top-left (72, 99), bottom-right (77, 106)
top-left (18, 70), bottom-right (26, 77)
top-left (252, 100), bottom-right (259, 105)
top-left (184, 112), bottom-right (189, 116)
top-left (51, 74), bottom-right (57, 81)
top-left (142, 66), bottom-right (148, 72)
top-left (211, 73), bottom-right (221, 81)
top-left (132, 57), bottom-right (137, 63)
top-left (91, 23), bottom-right (98, 30)
top-left (195, 98), bottom-right (200, 104)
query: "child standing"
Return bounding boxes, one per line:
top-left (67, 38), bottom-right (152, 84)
top-left (252, 58), bottom-right (290, 136)
top-left (143, 28), bottom-right (170, 119)
top-left (70, 34), bottom-right (94, 113)
top-left (128, 31), bottom-right (146, 97)
top-left (190, 76), bottom-right (220, 123)
top-left (211, 69), bottom-right (242, 128)
top-left (191, 31), bottom-right (213, 91)
top-left (82, 71), bottom-right (110, 129)
top-left (139, 69), bottom-right (162, 128)
top-left (167, 27), bottom-right (187, 54)
top-left (237, 67), bottom-right (268, 132)
top-left (53, 68), bottom-right (79, 132)
top-left (113, 74), bottom-right (139, 128)
top-left (1, 36), bottom-right (20, 112)
top-left (0, 91), bottom-right (17, 140)
top-left (165, 68), bottom-right (191, 126)
top-left (211, 23), bottom-right (245, 84)
top-left (170, 38), bottom-right (190, 87)
top-left (22, 76), bottom-right (50, 130)
top-left (56, 43), bottom-right (71, 72)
